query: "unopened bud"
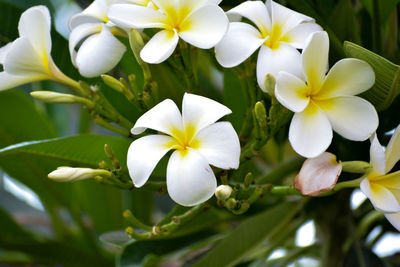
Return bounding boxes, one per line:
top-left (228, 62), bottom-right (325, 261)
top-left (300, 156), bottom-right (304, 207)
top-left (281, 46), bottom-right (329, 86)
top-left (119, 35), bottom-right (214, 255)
top-left (244, 173), bottom-right (253, 190)
top-left (101, 74), bottom-right (124, 93)
top-left (129, 29), bottom-right (145, 64)
top-left (342, 161), bottom-right (372, 174)
top-left (215, 185), bottom-right (233, 201)
top-left (263, 74), bottom-right (276, 96)
top-left (254, 102), bottom-right (267, 128)
top-left (225, 198), bottom-right (238, 210)
top-left (31, 91), bottom-right (94, 108)
top-left (48, 167), bottom-right (111, 182)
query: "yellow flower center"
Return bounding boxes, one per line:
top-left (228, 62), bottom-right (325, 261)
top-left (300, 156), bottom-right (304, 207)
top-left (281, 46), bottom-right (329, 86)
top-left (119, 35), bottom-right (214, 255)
top-left (262, 24), bottom-right (290, 50)
top-left (164, 6), bottom-right (192, 32)
top-left (168, 125), bottom-right (201, 152)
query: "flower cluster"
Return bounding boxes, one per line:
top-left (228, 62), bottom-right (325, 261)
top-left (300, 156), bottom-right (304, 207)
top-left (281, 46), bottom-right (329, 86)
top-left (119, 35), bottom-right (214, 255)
top-left (0, 1), bottom-right (388, 210)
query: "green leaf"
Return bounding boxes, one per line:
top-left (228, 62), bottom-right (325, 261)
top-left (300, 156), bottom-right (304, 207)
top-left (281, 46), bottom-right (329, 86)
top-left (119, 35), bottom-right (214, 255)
top-left (0, 90), bottom-right (57, 148)
top-left (344, 41), bottom-right (400, 111)
top-left (192, 201), bottom-right (302, 267)
top-left (360, 0), bottom-right (400, 23)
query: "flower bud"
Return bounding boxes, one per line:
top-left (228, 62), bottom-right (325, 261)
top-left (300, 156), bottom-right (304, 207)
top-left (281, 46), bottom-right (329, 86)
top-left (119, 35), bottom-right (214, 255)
top-left (129, 29), bottom-right (145, 64)
top-left (30, 91), bottom-right (94, 108)
top-left (101, 74), bottom-right (124, 93)
top-left (254, 102), bottom-right (267, 128)
top-left (225, 198), bottom-right (238, 210)
top-left (215, 185), bottom-right (233, 201)
top-left (263, 74), bottom-right (276, 96)
top-left (48, 167), bottom-right (111, 182)
top-left (342, 161), bottom-right (372, 174)
top-left (295, 152), bottom-right (342, 196)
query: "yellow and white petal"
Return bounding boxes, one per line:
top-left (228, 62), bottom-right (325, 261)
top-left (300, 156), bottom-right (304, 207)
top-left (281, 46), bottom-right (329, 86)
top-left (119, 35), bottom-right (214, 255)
top-left (178, 0), bottom-right (223, 13)
top-left (227, 1), bottom-right (271, 35)
top-left (269, 0), bottom-right (314, 34)
top-left (369, 134), bottom-right (387, 176)
top-left (69, 22), bottom-right (102, 68)
top-left (151, 0), bottom-right (177, 15)
top-left (283, 22), bottom-right (323, 49)
top-left (256, 43), bottom-right (303, 92)
top-left (18, 6), bottom-right (52, 59)
top-left (75, 26), bottom-right (126, 77)
top-left (289, 102), bottom-right (332, 158)
top-left (317, 96), bottom-right (378, 141)
top-left (0, 43), bottom-right (13, 64)
top-left (80, 0), bottom-right (108, 22)
top-left (108, 4), bottom-right (168, 29)
top-left (167, 148), bottom-right (217, 206)
top-left (360, 178), bottom-right (400, 213)
top-left (317, 59), bottom-right (375, 99)
top-left (374, 171), bottom-right (400, 189)
top-left (182, 93), bottom-right (231, 135)
top-left (4, 37), bottom-right (49, 77)
top-left (127, 135), bottom-right (176, 187)
top-left (132, 99), bottom-right (183, 136)
top-left (301, 31), bottom-right (329, 90)
top-left (0, 72), bottom-right (39, 91)
top-left (385, 125), bottom-right (400, 173)
top-left (194, 122), bottom-right (240, 169)
top-left (215, 22), bottom-right (265, 68)
top-left (179, 5), bottom-right (228, 49)
top-left (385, 213), bottom-right (400, 232)
top-left (140, 30), bottom-right (179, 64)
top-left (275, 71), bottom-right (309, 112)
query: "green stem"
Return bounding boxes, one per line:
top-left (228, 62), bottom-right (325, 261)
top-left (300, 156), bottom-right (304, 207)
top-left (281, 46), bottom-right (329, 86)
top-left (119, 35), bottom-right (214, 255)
top-left (372, 0), bottom-right (382, 54)
top-left (93, 116), bottom-right (131, 137)
top-left (257, 157), bottom-right (304, 184)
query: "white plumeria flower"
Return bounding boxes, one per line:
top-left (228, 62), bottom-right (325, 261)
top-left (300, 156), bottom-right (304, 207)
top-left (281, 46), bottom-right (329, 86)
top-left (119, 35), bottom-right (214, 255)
top-left (69, 0), bottom-right (128, 78)
top-left (215, 0), bottom-right (322, 91)
top-left (360, 126), bottom-right (400, 231)
top-left (127, 93), bottom-right (241, 206)
top-left (275, 31), bottom-right (378, 158)
top-left (108, 0), bottom-right (229, 64)
top-left (0, 6), bottom-right (76, 91)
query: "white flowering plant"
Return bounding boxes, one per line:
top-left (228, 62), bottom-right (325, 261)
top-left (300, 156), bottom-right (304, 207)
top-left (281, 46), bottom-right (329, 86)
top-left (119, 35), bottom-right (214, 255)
top-left (0, 0), bottom-right (399, 266)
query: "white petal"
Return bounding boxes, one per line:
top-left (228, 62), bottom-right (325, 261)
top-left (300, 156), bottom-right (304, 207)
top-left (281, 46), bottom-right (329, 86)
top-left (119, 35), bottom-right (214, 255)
top-left (269, 0), bottom-right (314, 33)
top-left (178, 5), bottom-right (228, 49)
top-left (151, 0), bottom-right (177, 15)
top-left (318, 59), bottom-right (375, 99)
top-left (386, 125), bottom-right (400, 173)
top-left (317, 96), bottom-right (378, 141)
top-left (18, 6), bottom-right (52, 60)
top-left (360, 178), bottom-right (400, 213)
top-left (256, 43), bottom-right (303, 92)
top-left (194, 122), bottom-right (240, 169)
top-left (385, 213), bottom-right (400, 231)
top-left (69, 23), bottom-right (102, 68)
top-left (301, 31), bottom-right (329, 90)
top-left (127, 135), bottom-right (175, 187)
top-left (69, 14), bottom-right (103, 30)
top-left (80, 0), bottom-right (108, 22)
top-left (75, 26), bottom-right (126, 77)
top-left (4, 38), bottom-right (49, 77)
top-left (167, 149), bottom-right (217, 206)
top-left (140, 30), bottom-right (179, 64)
top-left (275, 71), bottom-right (309, 112)
top-left (0, 43), bottom-right (13, 64)
top-left (369, 134), bottom-right (386, 176)
top-left (284, 22), bottom-right (323, 49)
top-left (0, 72), bottom-right (40, 91)
top-left (108, 4), bottom-right (168, 29)
top-left (178, 0), bottom-right (223, 13)
top-left (132, 99), bottom-right (183, 136)
top-left (227, 1), bottom-right (271, 35)
top-left (215, 22), bottom-right (265, 68)
top-left (289, 102), bottom-right (332, 158)
top-left (182, 93), bottom-right (231, 134)
top-left (295, 152), bottom-right (342, 196)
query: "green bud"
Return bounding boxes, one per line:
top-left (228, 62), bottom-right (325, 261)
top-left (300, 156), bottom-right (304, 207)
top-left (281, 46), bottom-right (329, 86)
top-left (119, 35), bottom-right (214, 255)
top-left (244, 173), bottom-right (253, 189)
top-left (31, 91), bottom-right (94, 108)
top-left (342, 161), bottom-right (372, 174)
top-left (264, 74), bottom-right (276, 96)
top-left (254, 102), bottom-right (267, 128)
top-left (215, 185), bottom-right (233, 201)
top-left (225, 198), bottom-right (238, 210)
top-left (129, 29), bottom-right (145, 64)
top-left (101, 74), bottom-right (124, 93)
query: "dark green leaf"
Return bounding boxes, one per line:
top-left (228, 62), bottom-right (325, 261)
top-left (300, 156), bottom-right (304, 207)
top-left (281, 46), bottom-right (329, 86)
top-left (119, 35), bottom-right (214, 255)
top-left (192, 202), bottom-right (302, 267)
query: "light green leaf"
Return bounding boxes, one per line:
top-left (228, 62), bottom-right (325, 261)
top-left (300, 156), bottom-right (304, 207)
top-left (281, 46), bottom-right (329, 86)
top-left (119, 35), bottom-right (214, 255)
top-left (344, 41), bottom-right (400, 111)
top-left (192, 201), bottom-right (302, 267)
